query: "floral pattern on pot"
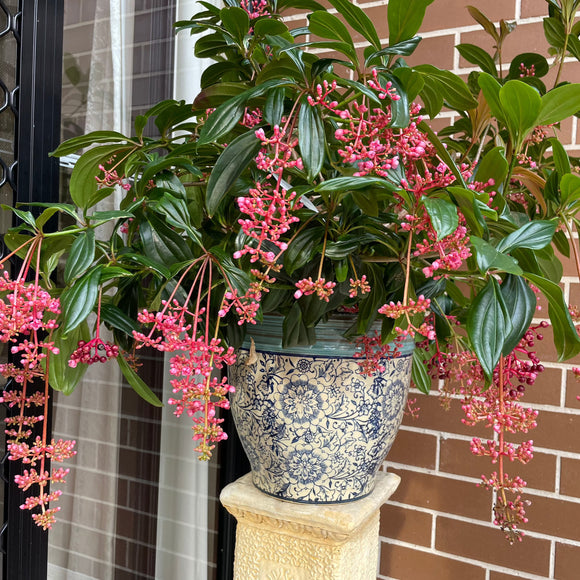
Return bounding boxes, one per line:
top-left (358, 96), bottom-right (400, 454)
top-left (229, 349), bottom-right (412, 503)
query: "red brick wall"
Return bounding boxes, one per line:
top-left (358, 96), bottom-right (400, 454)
top-left (289, 0), bottom-right (580, 578)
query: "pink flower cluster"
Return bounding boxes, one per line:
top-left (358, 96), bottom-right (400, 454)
top-left (378, 295), bottom-right (435, 340)
top-left (354, 332), bottom-right (401, 376)
top-left (294, 277), bottom-right (336, 301)
top-left (133, 292), bottom-right (236, 459)
top-left (96, 162), bottom-right (131, 191)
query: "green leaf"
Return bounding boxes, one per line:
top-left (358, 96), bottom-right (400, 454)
top-left (382, 73), bottom-right (409, 128)
top-left (220, 7), bottom-right (250, 45)
top-left (500, 274), bottom-right (537, 355)
top-left (561, 173), bottom-right (580, 206)
top-left (496, 220), bottom-right (557, 253)
top-left (478, 73), bottom-right (506, 125)
top-left (123, 253), bottom-right (172, 279)
top-left (15, 202), bottom-right (78, 221)
top-left (548, 137), bottom-right (571, 175)
top-left (314, 176), bottom-right (398, 192)
top-left (197, 95), bottom-right (246, 145)
top-left (328, 0), bottom-right (382, 50)
top-left (456, 44), bottom-right (497, 76)
top-left (50, 131), bottom-right (129, 158)
top-left (48, 322), bottom-right (91, 395)
top-left (70, 145), bottom-right (132, 210)
top-left (308, 11), bottom-right (353, 44)
top-left (139, 213), bottom-right (194, 265)
top-left (254, 19), bottom-right (289, 37)
top-left (499, 80), bottom-right (542, 148)
top-left (467, 5), bottom-right (499, 41)
top-left (298, 99), bottom-right (325, 181)
top-left (470, 237), bottom-right (523, 275)
top-left (412, 348), bottom-right (431, 394)
top-left (467, 277), bottom-right (512, 379)
top-left (388, 0), bottom-right (434, 45)
top-left (418, 76), bottom-right (444, 117)
top-left (155, 193), bottom-right (203, 246)
top-left (537, 84), bottom-right (580, 126)
top-left (100, 303), bottom-right (139, 335)
top-left (206, 130), bottom-right (263, 217)
top-left (284, 227), bottom-right (324, 274)
top-left (422, 197), bottom-right (458, 241)
top-left (61, 266), bottom-right (102, 334)
top-left (525, 273), bottom-right (580, 360)
top-left (393, 67), bottom-right (424, 102)
top-left (414, 65), bottom-right (477, 110)
top-left (86, 210), bottom-right (135, 221)
top-left (543, 16), bottom-right (566, 49)
top-left (117, 355), bottom-right (163, 407)
top-left (508, 53), bottom-right (549, 79)
top-left (264, 87), bottom-right (286, 127)
top-left (64, 230), bottom-right (96, 282)
top-left (474, 146), bottom-right (509, 186)
top-left (364, 37), bottom-right (421, 66)
top-left (4, 207), bottom-right (37, 230)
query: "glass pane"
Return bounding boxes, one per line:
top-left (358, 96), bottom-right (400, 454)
top-left (49, 2), bottom-right (220, 578)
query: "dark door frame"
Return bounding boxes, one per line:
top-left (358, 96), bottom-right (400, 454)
top-left (1, 1), bottom-right (63, 579)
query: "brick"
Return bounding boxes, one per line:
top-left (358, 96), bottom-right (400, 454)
top-left (439, 436), bottom-right (557, 492)
top-left (561, 457), bottom-right (580, 499)
top-left (354, 4), bottom-right (389, 44)
top-left (387, 429), bottom-right (438, 469)
top-left (402, 393), bottom-right (488, 438)
top-left (389, 468), bottom-right (491, 520)
top-left (405, 34), bottom-right (456, 70)
top-left (534, 325), bottom-right (580, 367)
top-left (379, 504), bottom-right (433, 546)
top-left (555, 543), bottom-right (580, 580)
top-left (520, 0), bottom-right (549, 18)
top-left (526, 494), bottom-right (580, 541)
top-left (459, 22), bottom-right (550, 70)
top-left (527, 409), bottom-right (580, 454)
top-left (564, 370), bottom-right (580, 409)
top-left (379, 542), bottom-right (486, 579)
top-left (436, 517), bottom-right (551, 575)
top-left (421, 0), bottom-right (516, 34)
top-left (489, 572), bottom-right (523, 580)
top-left (521, 366), bottom-right (562, 406)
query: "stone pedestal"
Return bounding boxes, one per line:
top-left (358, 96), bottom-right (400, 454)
top-left (220, 471), bottom-right (400, 580)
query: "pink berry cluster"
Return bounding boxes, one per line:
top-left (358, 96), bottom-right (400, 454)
top-left (378, 295), bottom-right (435, 340)
top-left (354, 332), bottom-right (401, 376)
top-left (0, 239), bottom-right (76, 529)
top-left (68, 337), bottom-right (119, 367)
top-left (133, 259), bottom-right (237, 459)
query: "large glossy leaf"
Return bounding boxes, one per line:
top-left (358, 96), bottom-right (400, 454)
top-left (525, 273), bottom-right (580, 360)
top-left (500, 274), bottom-right (537, 355)
top-left (284, 227), bottom-right (324, 274)
top-left (543, 16), bottom-right (566, 49)
top-left (155, 193), bottom-right (203, 246)
top-left (328, 0), bottom-right (382, 50)
top-left (264, 87), bottom-right (286, 127)
top-left (314, 176), bottom-right (398, 192)
top-left (118, 355), bottom-right (163, 407)
top-left (64, 229), bottom-right (96, 282)
top-left (496, 220), bottom-right (556, 253)
top-left (220, 6), bottom-right (250, 45)
top-left (478, 73), bottom-right (506, 125)
top-left (499, 80), bottom-right (542, 148)
top-left (100, 303), bottom-right (139, 335)
top-left (414, 65), bottom-right (477, 110)
top-left (139, 213), bottom-right (194, 265)
top-left (382, 73), bottom-right (409, 128)
top-left (412, 348), bottom-right (432, 394)
top-left (467, 5), bottom-right (498, 41)
top-left (206, 130), bottom-right (263, 217)
top-left (388, 0), bottom-right (433, 45)
top-left (548, 137), bottom-right (571, 175)
top-left (50, 131), bottom-right (129, 158)
top-left (308, 11), bottom-right (353, 44)
top-left (537, 84), bottom-right (580, 126)
top-left (298, 99), bottom-right (325, 182)
top-left (422, 197), bottom-right (458, 240)
top-left (470, 237), bottom-right (523, 275)
top-left (365, 37), bottom-right (421, 66)
top-left (508, 53), bottom-right (549, 79)
top-left (48, 322), bottom-right (91, 395)
top-left (418, 76), bottom-right (444, 117)
top-left (467, 277), bottom-right (512, 379)
top-left (69, 145), bottom-right (132, 210)
top-left (456, 44), bottom-right (497, 76)
top-left (474, 146), bottom-right (508, 187)
top-left (561, 173), bottom-right (580, 206)
top-left (61, 266), bottom-right (102, 334)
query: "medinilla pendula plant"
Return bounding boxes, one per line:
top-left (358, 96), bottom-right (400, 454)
top-left (2, 0), bottom-right (580, 540)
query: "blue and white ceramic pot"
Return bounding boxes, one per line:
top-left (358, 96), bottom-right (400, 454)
top-left (229, 315), bottom-right (414, 503)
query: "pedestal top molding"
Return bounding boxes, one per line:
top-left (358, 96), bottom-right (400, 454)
top-left (220, 471), bottom-right (400, 542)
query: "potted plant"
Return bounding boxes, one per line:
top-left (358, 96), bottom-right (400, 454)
top-left (2, 0), bottom-right (580, 541)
